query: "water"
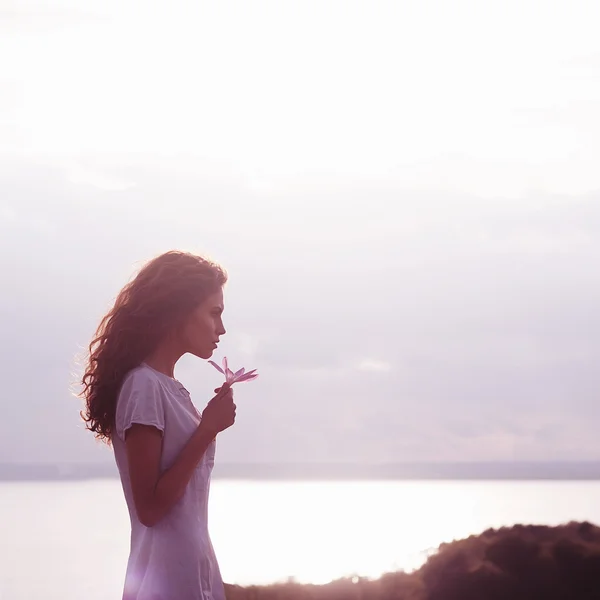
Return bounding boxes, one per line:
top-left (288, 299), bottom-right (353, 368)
top-left (1, 479), bottom-right (600, 599)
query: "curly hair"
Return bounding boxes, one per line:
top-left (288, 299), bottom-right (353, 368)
top-left (80, 250), bottom-right (228, 443)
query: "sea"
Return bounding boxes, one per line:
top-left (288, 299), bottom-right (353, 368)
top-left (1, 479), bottom-right (600, 599)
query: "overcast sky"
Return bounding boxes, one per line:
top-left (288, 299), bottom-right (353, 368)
top-left (1, 0), bottom-right (600, 465)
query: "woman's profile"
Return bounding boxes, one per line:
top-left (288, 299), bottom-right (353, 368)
top-left (79, 250), bottom-right (238, 600)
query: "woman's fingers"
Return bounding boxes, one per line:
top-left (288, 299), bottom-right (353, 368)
top-left (213, 383), bottom-right (231, 397)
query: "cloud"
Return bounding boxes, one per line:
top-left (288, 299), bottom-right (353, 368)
top-left (2, 156), bottom-right (600, 465)
top-left (63, 162), bottom-right (136, 191)
top-left (0, 202), bottom-right (56, 237)
top-left (357, 360), bottom-right (392, 373)
top-left (0, 2), bottom-right (109, 29)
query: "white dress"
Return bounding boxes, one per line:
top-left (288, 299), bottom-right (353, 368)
top-left (112, 364), bottom-right (225, 600)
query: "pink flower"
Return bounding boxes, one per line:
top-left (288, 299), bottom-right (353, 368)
top-left (208, 356), bottom-right (259, 385)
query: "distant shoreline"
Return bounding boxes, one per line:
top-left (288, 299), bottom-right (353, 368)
top-left (3, 461), bottom-right (600, 482)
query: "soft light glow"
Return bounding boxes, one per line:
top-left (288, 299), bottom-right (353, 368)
top-left (208, 480), bottom-right (600, 584)
top-left (3, 0), bottom-right (600, 196)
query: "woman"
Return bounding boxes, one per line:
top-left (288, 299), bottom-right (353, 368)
top-left (80, 250), bottom-right (236, 600)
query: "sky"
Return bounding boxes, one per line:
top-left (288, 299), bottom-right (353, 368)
top-left (1, 0), bottom-right (600, 466)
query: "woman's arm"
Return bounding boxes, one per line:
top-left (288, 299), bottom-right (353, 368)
top-left (125, 385), bottom-right (235, 527)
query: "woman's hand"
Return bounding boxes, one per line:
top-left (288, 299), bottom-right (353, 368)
top-left (201, 384), bottom-right (236, 436)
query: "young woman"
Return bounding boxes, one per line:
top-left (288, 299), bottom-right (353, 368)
top-left (80, 250), bottom-right (237, 600)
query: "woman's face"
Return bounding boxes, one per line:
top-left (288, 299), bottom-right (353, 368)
top-left (181, 288), bottom-right (226, 359)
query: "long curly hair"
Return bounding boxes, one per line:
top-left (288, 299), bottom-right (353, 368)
top-left (80, 250), bottom-right (227, 443)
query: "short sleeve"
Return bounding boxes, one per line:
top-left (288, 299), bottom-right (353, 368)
top-left (115, 369), bottom-right (166, 441)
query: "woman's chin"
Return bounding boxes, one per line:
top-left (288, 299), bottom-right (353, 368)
top-left (200, 346), bottom-right (217, 360)
top-left (192, 347), bottom-right (216, 360)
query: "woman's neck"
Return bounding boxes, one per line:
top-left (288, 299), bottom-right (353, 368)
top-left (143, 341), bottom-right (183, 378)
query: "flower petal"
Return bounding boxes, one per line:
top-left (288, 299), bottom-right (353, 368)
top-left (237, 374), bottom-right (259, 383)
top-left (235, 369), bottom-right (258, 383)
top-left (229, 368), bottom-right (246, 383)
top-left (208, 360), bottom-right (224, 374)
top-left (211, 357), bottom-right (258, 385)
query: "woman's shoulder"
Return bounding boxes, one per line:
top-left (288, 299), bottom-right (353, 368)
top-left (122, 363), bottom-right (160, 386)
top-left (118, 364), bottom-right (167, 400)
top-left (114, 365), bottom-right (169, 441)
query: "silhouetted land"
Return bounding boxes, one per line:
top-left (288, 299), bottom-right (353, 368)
top-left (4, 462), bottom-right (600, 481)
top-left (225, 522), bottom-right (600, 600)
